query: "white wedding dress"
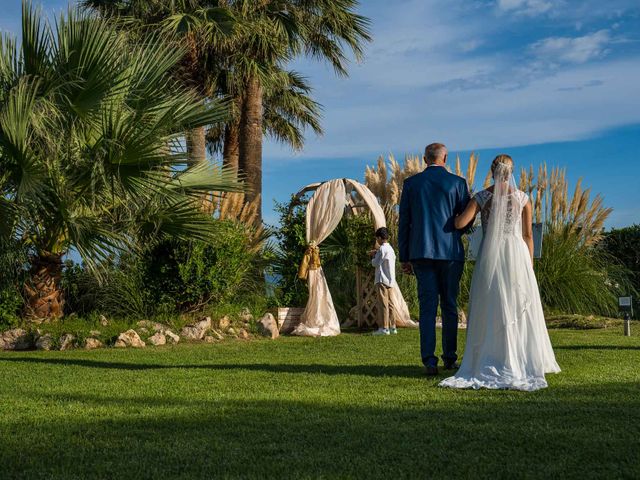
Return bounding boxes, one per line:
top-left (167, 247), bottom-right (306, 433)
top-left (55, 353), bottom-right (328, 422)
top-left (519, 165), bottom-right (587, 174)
top-left (440, 167), bottom-right (560, 391)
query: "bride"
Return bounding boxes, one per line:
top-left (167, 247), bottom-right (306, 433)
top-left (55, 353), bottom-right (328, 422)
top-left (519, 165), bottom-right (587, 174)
top-left (440, 155), bottom-right (560, 391)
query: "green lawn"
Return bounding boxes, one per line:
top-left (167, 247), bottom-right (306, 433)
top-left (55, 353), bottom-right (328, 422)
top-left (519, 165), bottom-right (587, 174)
top-left (1, 327), bottom-right (639, 479)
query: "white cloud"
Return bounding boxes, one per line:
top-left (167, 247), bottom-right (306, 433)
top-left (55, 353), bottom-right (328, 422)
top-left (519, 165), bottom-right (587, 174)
top-left (530, 30), bottom-right (612, 64)
top-left (496, 0), bottom-right (639, 19)
top-left (460, 39), bottom-right (484, 53)
top-left (496, 0), bottom-right (556, 16)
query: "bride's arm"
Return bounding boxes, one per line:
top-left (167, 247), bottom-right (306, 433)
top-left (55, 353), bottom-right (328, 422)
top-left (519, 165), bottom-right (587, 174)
top-left (522, 201), bottom-right (534, 264)
top-left (454, 198), bottom-right (480, 230)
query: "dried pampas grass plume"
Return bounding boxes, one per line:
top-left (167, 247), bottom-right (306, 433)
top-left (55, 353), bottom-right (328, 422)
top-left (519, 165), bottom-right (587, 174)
top-left (365, 152), bottom-right (611, 246)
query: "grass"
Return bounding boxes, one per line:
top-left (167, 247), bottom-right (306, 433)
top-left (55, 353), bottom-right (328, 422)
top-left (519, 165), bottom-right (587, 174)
top-left (1, 327), bottom-right (639, 479)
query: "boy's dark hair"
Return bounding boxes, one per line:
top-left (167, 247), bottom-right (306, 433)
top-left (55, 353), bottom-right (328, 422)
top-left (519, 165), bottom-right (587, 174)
top-left (375, 227), bottom-right (389, 240)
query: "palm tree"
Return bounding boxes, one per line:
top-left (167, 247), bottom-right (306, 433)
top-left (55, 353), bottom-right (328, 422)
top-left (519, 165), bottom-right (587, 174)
top-left (222, 0), bottom-right (371, 220)
top-left (84, 0), bottom-right (371, 222)
top-left (0, 3), bottom-right (241, 321)
top-left (81, 0), bottom-right (236, 167)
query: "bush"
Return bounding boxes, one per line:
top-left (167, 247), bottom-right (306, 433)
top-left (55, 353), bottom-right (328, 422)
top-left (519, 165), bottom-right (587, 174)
top-left (545, 314), bottom-right (621, 330)
top-left (602, 225), bottom-right (640, 316)
top-left (0, 240), bottom-right (28, 328)
top-left (58, 219), bottom-right (268, 321)
top-left (322, 215), bottom-right (375, 320)
top-left (271, 199), bottom-right (310, 308)
top-left (136, 220), bottom-right (265, 314)
top-left (61, 260), bottom-right (101, 316)
top-left (535, 228), bottom-right (634, 317)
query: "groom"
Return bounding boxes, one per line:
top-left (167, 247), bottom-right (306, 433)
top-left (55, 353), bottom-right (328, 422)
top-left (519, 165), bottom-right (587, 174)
top-left (398, 143), bottom-right (470, 376)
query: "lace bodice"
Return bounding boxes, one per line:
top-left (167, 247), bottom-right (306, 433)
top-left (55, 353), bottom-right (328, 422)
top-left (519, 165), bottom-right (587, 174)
top-left (474, 189), bottom-right (528, 236)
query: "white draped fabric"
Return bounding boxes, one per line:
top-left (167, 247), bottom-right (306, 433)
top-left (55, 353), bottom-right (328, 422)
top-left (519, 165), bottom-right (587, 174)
top-left (345, 179), bottom-right (387, 230)
top-left (389, 285), bottom-right (418, 328)
top-left (292, 179), bottom-right (346, 337)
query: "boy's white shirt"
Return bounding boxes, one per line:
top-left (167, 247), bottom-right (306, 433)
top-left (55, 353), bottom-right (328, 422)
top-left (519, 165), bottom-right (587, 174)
top-left (371, 242), bottom-right (396, 287)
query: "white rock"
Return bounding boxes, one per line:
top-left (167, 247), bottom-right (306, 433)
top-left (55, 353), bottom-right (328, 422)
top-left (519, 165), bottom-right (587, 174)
top-left (35, 333), bottom-right (54, 351)
top-left (238, 328), bottom-right (250, 340)
top-left (227, 327), bottom-right (236, 336)
top-left (84, 338), bottom-right (103, 350)
top-left (180, 317), bottom-right (212, 340)
top-left (165, 330), bottom-right (180, 344)
top-left (211, 330), bottom-right (224, 340)
top-left (148, 332), bottom-right (166, 346)
top-left (0, 328), bottom-right (31, 350)
top-left (59, 333), bottom-right (76, 351)
top-left (114, 329), bottom-right (145, 348)
top-left (240, 308), bottom-right (254, 323)
top-left (99, 315), bottom-right (109, 326)
top-left (257, 313), bottom-right (279, 340)
top-left (204, 335), bottom-right (216, 343)
top-left (218, 315), bottom-right (230, 331)
top-left (137, 320), bottom-right (166, 332)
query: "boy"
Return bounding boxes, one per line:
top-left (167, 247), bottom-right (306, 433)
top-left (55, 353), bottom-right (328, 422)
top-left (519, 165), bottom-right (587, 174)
top-left (369, 227), bottom-right (397, 335)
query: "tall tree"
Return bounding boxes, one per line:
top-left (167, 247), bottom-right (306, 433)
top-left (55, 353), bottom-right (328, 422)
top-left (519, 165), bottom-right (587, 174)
top-left (0, 3), bottom-right (240, 321)
top-left (228, 0), bottom-right (371, 220)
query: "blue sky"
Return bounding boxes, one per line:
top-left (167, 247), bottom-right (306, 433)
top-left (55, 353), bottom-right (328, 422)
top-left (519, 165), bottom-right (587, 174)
top-left (2, 0), bottom-right (639, 228)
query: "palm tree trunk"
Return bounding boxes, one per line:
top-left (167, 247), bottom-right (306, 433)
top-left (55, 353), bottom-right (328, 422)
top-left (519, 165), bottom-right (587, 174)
top-left (23, 253), bottom-right (64, 322)
top-left (186, 126), bottom-right (207, 164)
top-left (187, 126), bottom-right (214, 212)
top-left (223, 121), bottom-right (240, 173)
top-left (239, 75), bottom-right (263, 222)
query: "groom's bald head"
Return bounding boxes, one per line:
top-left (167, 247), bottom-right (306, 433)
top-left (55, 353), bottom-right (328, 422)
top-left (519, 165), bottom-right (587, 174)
top-left (425, 143), bottom-right (448, 165)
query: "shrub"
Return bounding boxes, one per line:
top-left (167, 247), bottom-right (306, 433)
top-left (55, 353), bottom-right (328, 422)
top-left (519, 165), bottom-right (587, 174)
top-left (545, 314), bottom-right (621, 330)
top-left (322, 214), bottom-right (376, 320)
top-left (137, 220), bottom-right (265, 314)
top-left (271, 198), bottom-right (310, 308)
top-left (272, 197), bottom-right (373, 317)
top-left (0, 240), bottom-right (28, 328)
top-left (535, 228), bottom-right (634, 317)
top-left (61, 261), bottom-right (101, 317)
top-left (57, 219), bottom-right (269, 321)
top-left (602, 225), bottom-right (640, 314)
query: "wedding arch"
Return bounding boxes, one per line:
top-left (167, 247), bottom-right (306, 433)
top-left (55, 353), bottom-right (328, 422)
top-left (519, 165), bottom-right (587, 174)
top-left (291, 178), bottom-right (418, 337)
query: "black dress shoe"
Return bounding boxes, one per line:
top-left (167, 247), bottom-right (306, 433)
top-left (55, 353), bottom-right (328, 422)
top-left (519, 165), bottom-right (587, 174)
top-left (444, 362), bottom-right (460, 370)
top-left (424, 365), bottom-right (439, 376)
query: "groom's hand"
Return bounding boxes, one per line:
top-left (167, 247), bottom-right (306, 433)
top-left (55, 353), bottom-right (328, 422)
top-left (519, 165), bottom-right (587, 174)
top-left (401, 262), bottom-right (413, 275)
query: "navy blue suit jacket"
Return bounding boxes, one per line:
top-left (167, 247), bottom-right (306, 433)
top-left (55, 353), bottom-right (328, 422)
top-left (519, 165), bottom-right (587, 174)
top-left (398, 165), bottom-right (471, 263)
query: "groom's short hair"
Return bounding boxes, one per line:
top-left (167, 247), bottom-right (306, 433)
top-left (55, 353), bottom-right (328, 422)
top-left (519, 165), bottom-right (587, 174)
top-left (425, 143), bottom-right (447, 164)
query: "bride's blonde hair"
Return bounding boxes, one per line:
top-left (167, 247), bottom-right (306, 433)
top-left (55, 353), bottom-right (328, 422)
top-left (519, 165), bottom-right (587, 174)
top-left (491, 154), bottom-right (514, 181)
